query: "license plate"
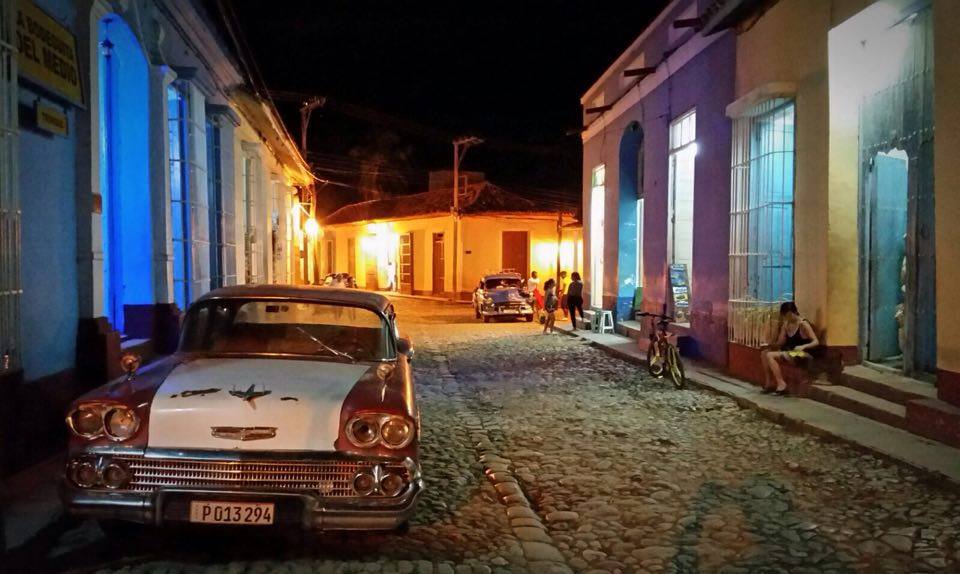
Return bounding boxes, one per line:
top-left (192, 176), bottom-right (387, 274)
top-left (189, 501), bottom-right (275, 525)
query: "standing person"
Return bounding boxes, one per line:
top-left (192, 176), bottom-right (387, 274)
top-left (527, 271), bottom-right (541, 314)
top-left (566, 272), bottom-right (585, 328)
top-left (542, 279), bottom-right (558, 334)
top-left (386, 260), bottom-right (397, 291)
top-left (558, 271), bottom-right (569, 319)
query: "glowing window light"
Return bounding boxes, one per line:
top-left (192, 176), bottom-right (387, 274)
top-left (304, 218), bottom-right (320, 238)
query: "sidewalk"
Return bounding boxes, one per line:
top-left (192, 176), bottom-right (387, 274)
top-left (2, 454), bottom-right (64, 552)
top-left (557, 322), bottom-right (960, 486)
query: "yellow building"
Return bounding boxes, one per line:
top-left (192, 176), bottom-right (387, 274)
top-left (703, 0), bottom-right (960, 445)
top-left (321, 183), bottom-right (581, 300)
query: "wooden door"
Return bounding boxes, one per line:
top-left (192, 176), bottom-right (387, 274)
top-left (365, 253), bottom-right (378, 291)
top-left (399, 233), bottom-right (414, 294)
top-left (501, 231), bottom-right (529, 277)
top-left (432, 233), bottom-right (444, 295)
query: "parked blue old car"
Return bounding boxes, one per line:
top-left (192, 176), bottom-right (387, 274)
top-left (473, 272), bottom-right (534, 323)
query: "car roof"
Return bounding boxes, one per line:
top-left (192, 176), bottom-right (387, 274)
top-left (483, 273), bottom-right (523, 281)
top-left (195, 284), bottom-right (392, 313)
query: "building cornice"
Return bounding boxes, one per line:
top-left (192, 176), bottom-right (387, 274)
top-left (580, 0), bottom-right (687, 104)
top-left (582, 30), bottom-right (727, 143)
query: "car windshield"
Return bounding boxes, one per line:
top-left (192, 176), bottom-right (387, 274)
top-left (179, 299), bottom-right (393, 362)
top-left (485, 278), bottom-right (523, 289)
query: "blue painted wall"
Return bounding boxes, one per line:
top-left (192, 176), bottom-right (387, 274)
top-left (616, 123), bottom-right (643, 321)
top-left (99, 14), bottom-right (153, 332)
top-left (17, 0), bottom-right (79, 381)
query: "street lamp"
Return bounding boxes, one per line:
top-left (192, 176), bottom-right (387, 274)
top-left (452, 136), bottom-right (483, 301)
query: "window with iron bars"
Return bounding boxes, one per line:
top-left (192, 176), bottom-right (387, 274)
top-left (0, 0), bottom-right (20, 371)
top-left (728, 99), bottom-right (796, 347)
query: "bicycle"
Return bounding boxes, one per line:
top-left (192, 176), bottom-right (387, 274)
top-left (638, 312), bottom-right (686, 388)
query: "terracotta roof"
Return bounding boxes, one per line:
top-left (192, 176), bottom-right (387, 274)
top-left (323, 183), bottom-right (576, 226)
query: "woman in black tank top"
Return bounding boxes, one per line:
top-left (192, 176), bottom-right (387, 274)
top-left (761, 302), bottom-right (819, 395)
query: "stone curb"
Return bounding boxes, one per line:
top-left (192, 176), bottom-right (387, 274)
top-left (435, 354), bottom-right (574, 574)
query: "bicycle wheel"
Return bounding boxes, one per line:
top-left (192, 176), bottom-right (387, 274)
top-left (667, 344), bottom-right (686, 389)
top-left (647, 340), bottom-right (665, 378)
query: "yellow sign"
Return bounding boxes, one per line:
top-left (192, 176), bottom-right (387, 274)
top-left (15, 0), bottom-right (84, 106)
top-left (35, 101), bottom-right (67, 135)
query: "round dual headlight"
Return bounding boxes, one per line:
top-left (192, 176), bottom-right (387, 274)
top-left (346, 417), bottom-right (380, 448)
top-left (69, 406), bottom-right (104, 438)
top-left (70, 459), bottom-right (99, 488)
top-left (103, 407), bottom-right (140, 441)
top-left (353, 471), bottom-right (377, 496)
top-left (379, 473), bottom-right (406, 497)
top-left (380, 416), bottom-right (414, 449)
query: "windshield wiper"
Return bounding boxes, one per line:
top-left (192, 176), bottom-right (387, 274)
top-left (294, 326), bottom-right (356, 362)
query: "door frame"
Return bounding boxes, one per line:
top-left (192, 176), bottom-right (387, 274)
top-left (858, 149), bottom-right (924, 377)
top-left (432, 232), bottom-right (445, 295)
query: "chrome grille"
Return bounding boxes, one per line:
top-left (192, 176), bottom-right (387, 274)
top-left (114, 456), bottom-right (410, 497)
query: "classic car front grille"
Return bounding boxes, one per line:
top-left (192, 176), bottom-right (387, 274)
top-left (112, 456), bottom-right (410, 497)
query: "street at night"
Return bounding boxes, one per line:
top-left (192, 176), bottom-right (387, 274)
top-left (4, 0), bottom-right (960, 572)
top-left (6, 298), bottom-right (958, 573)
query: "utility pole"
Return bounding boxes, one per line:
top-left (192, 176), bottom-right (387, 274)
top-left (298, 96), bottom-right (325, 284)
top-left (452, 136), bottom-right (483, 301)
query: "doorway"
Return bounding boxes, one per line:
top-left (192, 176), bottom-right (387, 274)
top-left (432, 233), bottom-right (445, 295)
top-left (347, 238), bottom-right (356, 280)
top-left (864, 151), bottom-right (908, 367)
top-left (98, 15), bottom-right (151, 333)
top-left (399, 233), bottom-right (414, 294)
top-left (501, 231), bottom-right (529, 277)
top-left (617, 121), bottom-right (643, 321)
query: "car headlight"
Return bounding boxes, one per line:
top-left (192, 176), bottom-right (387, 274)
top-left (68, 406), bottom-right (105, 439)
top-left (345, 414), bottom-right (415, 449)
top-left (346, 416), bottom-right (381, 448)
top-left (103, 406), bottom-right (140, 441)
top-left (381, 416), bottom-right (414, 449)
top-left (484, 297), bottom-right (494, 305)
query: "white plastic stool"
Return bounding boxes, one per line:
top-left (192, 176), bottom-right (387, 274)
top-left (592, 309), bottom-right (614, 334)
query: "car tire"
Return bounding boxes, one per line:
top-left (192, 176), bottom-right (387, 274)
top-left (525, 315), bottom-right (534, 322)
top-left (483, 316), bottom-right (491, 323)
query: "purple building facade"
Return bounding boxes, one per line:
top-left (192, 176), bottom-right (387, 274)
top-left (580, 0), bottom-right (735, 366)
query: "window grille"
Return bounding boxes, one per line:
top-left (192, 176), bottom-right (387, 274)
top-left (242, 151), bottom-right (263, 284)
top-left (589, 165), bottom-right (605, 308)
top-left (168, 82), bottom-right (210, 309)
top-left (728, 99), bottom-right (796, 347)
top-left (0, 0), bottom-right (21, 371)
top-left (206, 119), bottom-right (224, 289)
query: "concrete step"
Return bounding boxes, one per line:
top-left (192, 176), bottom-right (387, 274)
top-left (840, 365), bottom-right (937, 405)
top-left (808, 384), bottom-right (907, 429)
top-left (906, 398), bottom-right (960, 448)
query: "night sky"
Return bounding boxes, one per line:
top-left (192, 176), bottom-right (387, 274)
top-left (230, 1), bottom-right (669, 214)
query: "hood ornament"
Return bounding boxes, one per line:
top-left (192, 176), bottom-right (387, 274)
top-left (229, 384), bottom-right (272, 406)
top-left (211, 426), bottom-right (277, 441)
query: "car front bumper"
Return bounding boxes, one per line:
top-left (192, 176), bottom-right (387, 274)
top-left (480, 306), bottom-right (533, 317)
top-left (60, 451), bottom-right (422, 531)
top-left (62, 483), bottom-right (422, 530)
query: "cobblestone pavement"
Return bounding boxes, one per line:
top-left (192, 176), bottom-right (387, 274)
top-left (10, 298), bottom-right (959, 573)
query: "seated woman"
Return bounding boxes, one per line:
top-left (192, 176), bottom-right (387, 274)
top-left (761, 302), bottom-right (819, 395)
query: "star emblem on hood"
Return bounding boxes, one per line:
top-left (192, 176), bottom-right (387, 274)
top-left (229, 384), bottom-right (272, 405)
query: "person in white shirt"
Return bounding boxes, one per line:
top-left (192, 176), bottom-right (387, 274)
top-left (526, 271), bottom-right (540, 294)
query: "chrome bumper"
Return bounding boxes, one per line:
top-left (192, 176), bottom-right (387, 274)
top-left (480, 307), bottom-right (532, 317)
top-left (61, 480), bottom-right (422, 531)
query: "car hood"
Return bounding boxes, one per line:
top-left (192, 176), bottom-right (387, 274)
top-left (485, 288), bottom-right (527, 304)
top-left (147, 358), bottom-right (371, 451)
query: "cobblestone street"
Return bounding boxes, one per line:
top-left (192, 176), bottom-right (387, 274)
top-left (11, 298), bottom-right (960, 574)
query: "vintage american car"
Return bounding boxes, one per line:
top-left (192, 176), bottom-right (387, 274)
top-left (61, 285), bottom-right (420, 531)
top-left (473, 272), bottom-right (534, 323)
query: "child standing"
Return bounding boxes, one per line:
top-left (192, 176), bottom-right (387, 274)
top-left (542, 279), bottom-right (558, 335)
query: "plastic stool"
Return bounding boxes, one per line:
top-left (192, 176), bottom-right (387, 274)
top-left (592, 309), bottom-right (614, 334)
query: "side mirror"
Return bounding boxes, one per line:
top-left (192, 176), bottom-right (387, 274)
top-left (396, 338), bottom-right (414, 361)
top-left (120, 353), bottom-right (141, 379)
